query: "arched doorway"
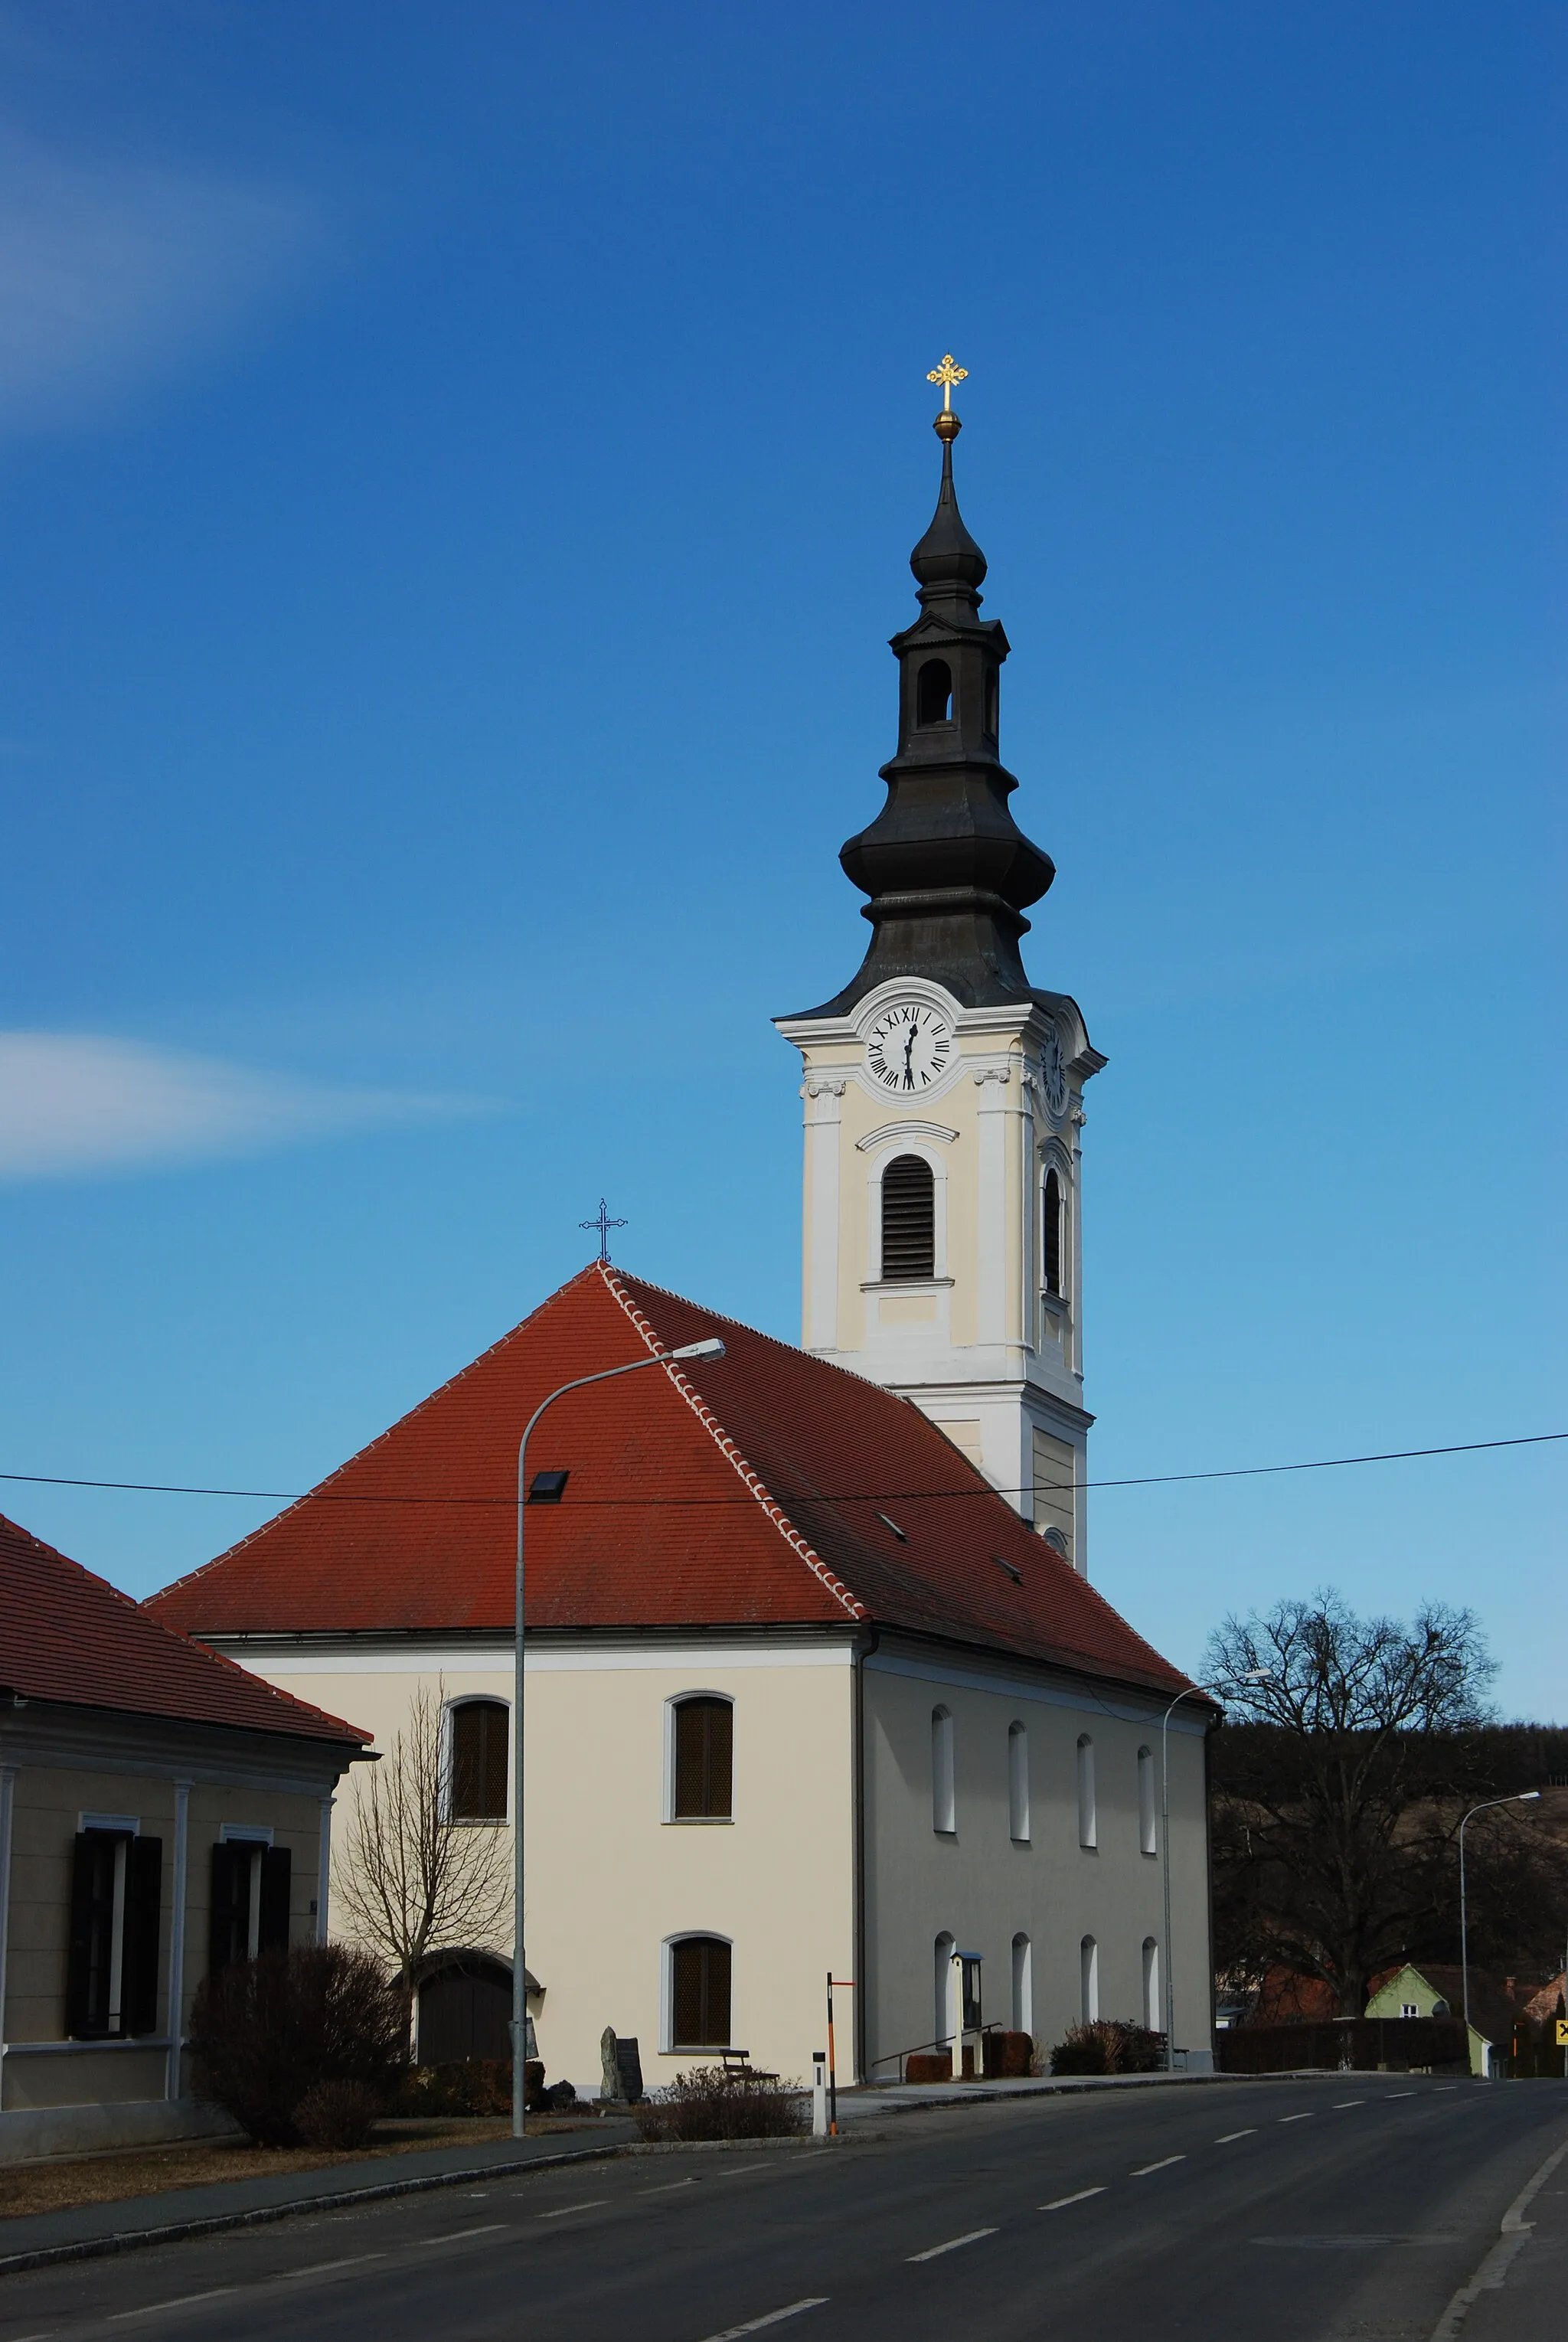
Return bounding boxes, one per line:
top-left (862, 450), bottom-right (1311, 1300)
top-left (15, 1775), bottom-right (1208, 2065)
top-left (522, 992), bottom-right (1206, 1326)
top-left (416, 1954), bottom-right (514, 2065)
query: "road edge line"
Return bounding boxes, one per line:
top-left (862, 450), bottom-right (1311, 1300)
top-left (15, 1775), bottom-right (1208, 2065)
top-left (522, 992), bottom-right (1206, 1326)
top-left (1426, 2132), bottom-right (1568, 2341)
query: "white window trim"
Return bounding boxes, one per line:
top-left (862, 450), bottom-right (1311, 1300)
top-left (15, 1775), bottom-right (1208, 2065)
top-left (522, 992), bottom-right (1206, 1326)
top-left (931, 1706), bottom-right (956, 1835)
top-left (662, 1691), bottom-right (736, 1826)
top-left (1008, 1721), bottom-right (1031, 1844)
top-left (867, 1139), bottom-right (949, 1285)
top-left (80, 1813), bottom-right (139, 1835)
top-left (1076, 1734), bottom-right (1096, 1850)
top-left (441, 1694), bottom-right (512, 1825)
top-left (659, 1929), bottom-right (735, 2055)
top-left (218, 1824), bottom-right (274, 1845)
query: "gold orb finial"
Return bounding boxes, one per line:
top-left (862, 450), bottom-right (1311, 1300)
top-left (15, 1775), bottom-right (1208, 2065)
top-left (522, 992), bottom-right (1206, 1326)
top-left (926, 351), bottom-right (969, 439)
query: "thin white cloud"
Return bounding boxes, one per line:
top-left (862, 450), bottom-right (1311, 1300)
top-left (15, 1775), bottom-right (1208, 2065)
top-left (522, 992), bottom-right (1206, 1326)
top-left (0, 129), bottom-right (322, 436)
top-left (0, 1034), bottom-right (482, 1180)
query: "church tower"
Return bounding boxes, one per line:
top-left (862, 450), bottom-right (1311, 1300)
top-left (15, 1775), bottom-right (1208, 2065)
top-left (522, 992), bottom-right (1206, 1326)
top-left (776, 364), bottom-right (1105, 1572)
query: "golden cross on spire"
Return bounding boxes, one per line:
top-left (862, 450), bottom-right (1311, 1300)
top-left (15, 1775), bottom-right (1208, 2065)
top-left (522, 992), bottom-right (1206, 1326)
top-left (926, 352), bottom-right (969, 413)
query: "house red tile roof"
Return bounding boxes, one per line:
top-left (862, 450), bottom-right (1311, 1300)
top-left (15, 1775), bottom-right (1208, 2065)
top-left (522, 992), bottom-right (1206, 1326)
top-left (148, 1264), bottom-right (1191, 1701)
top-left (0, 1511), bottom-right (368, 1746)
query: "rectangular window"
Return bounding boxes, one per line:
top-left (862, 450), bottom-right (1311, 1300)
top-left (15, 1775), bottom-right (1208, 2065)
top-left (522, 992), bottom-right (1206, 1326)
top-left (208, 1841), bottom-right (292, 1975)
top-left (671, 1937), bottom-right (732, 2048)
top-left (66, 1831), bottom-right (162, 2038)
top-left (450, 1700), bottom-right (509, 1821)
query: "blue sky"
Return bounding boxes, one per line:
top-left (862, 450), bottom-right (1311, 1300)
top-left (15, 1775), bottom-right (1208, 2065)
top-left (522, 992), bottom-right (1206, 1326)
top-left (2, 2), bottom-right (1561, 1717)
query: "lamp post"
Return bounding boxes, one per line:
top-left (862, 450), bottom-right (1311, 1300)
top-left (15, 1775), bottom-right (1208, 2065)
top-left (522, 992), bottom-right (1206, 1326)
top-left (1459, 1790), bottom-right (1540, 2076)
top-left (511, 1336), bottom-right (727, 2138)
top-left (1160, 1671), bottom-right (1271, 2073)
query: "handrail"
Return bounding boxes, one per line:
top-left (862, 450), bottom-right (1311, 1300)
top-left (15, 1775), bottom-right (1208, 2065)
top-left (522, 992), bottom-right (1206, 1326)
top-left (867, 2020), bottom-right (1007, 2083)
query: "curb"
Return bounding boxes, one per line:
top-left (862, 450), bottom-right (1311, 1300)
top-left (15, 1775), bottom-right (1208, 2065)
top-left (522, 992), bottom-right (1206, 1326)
top-left (0, 2140), bottom-right (626, 2280)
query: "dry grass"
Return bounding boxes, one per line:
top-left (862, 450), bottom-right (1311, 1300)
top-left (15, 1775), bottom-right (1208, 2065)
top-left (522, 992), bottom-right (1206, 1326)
top-left (0, 2112), bottom-right (605, 2224)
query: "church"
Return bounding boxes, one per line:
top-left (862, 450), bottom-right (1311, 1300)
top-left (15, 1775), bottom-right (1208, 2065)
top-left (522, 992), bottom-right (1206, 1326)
top-left (149, 370), bottom-right (1214, 2092)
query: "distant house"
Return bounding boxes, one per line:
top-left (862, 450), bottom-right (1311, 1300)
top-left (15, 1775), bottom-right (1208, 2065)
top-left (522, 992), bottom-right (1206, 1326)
top-left (0, 1512), bottom-right (368, 2161)
top-left (1364, 1961), bottom-right (1518, 2078)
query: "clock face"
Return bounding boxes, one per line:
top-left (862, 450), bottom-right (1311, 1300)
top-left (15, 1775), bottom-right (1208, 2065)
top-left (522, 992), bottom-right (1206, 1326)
top-left (865, 1003), bottom-right (954, 1093)
top-left (1038, 1024), bottom-right (1068, 1118)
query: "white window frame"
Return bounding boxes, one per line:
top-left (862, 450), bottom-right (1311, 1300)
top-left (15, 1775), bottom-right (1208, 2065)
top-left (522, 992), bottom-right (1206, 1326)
top-left (867, 1140), bottom-right (950, 1285)
top-left (1008, 1721), bottom-right (1030, 1844)
top-left (1076, 1734), bottom-right (1096, 1849)
top-left (660, 1929), bottom-right (735, 2054)
top-left (1080, 1934), bottom-right (1099, 2024)
top-left (1138, 1745), bottom-right (1157, 1856)
top-left (440, 1695), bottom-right (511, 1825)
top-left (1011, 1932), bottom-right (1033, 2037)
top-left (931, 1706), bottom-right (956, 1834)
top-left (662, 1690), bottom-right (736, 1826)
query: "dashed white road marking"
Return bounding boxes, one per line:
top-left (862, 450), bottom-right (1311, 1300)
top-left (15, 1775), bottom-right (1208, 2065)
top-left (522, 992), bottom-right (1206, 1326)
top-left (699, 2299), bottom-right (828, 2339)
top-left (1130, 2155), bottom-right (1185, 2175)
top-left (109, 2291), bottom-right (234, 2321)
top-left (1279, 2112), bottom-right (1315, 2124)
top-left (907, 2227), bottom-right (999, 2262)
top-left (423, 2223), bottom-right (506, 2243)
top-left (1386, 2090), bottom-right (1415, 2099)
top-left (643, 2177), bottom-right (701, 2193)
top-left (539, 2198), bottom-right (610, 2220)
top-left (1040, 2187), bottom-right (1106, 2210)
top-left (1216, 2129), bottom-right (1257, 2142)
top-left (282, 2254), bottom-right (387, 2278)
top-left (1334, 2099), bottom-right (1365, 2108)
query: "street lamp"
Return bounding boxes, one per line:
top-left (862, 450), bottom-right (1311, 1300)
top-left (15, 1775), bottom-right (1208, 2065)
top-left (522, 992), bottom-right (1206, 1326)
top-left (1161, 1671), bottom-right (1271, 2073)
top-left (510, 1336), bottom-right (727, 2136)
top-left (1459, 1790), bottom-right (1540, 2074)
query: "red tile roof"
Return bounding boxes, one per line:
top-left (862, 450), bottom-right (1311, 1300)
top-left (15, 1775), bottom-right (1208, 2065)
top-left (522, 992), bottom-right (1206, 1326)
top-left (0, 1511), bottom-right (368, 1746)
top-left (148, 1264), bottom-right (1191, 1700)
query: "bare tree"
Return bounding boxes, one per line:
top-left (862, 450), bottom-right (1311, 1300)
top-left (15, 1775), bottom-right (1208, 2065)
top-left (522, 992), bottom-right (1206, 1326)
top-left (1204, 1591), bottom-right (1504, 2015)
top-left (335, 1682), bottom-right (511, 1988)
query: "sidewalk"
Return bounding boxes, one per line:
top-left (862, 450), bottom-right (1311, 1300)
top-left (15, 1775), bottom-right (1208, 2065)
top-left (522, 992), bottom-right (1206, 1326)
top-left (833, 2066), bottom-right (1258, 2122)
top-left (0, 2122), bottom-right (637, 2278)
top-left (1449, 2130), bottom-right (1568, 2342)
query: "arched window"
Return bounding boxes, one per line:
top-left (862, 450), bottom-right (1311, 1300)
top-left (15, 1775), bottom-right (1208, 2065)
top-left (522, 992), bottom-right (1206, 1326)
top-left (882, 1154), bottom-right (935, 1280)
top-left (1008, 1722), bottom-right (1030, 1843)
top-left (448, 1700), bottom-right (508, 1821)
top-left (1042, 1168), bottom-right (1063, 1297)
top-left (1076, 1733), bottom-right (1096, 1849)
top-left (1080, 1934), bottom-right (1099, 2024)
top-left (671, 1696), bottom-right (733, 1820)
top-left (1138, 1745), bottom-right (1157, 1855)
top-left (668, 1935), bottom-right (731, 2049)
top-left (1011, 1932), bottom-right (1033, 2037)
top-left (1142, 1937), bottom-right (1161, 2034)
top-left (931, 1706), bottom-right (956, 1834)
top-left (916, 658), bottom-right (953, 726)
top-left (934, 1931), bottom-right (956, 2050)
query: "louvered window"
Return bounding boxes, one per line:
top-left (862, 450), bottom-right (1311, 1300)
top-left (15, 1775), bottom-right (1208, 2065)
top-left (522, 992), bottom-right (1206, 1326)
top-left (450, 1700), bottom-right (509, 1821)
top-left (671, 1935), bottom-right (731, 2047)
top-left (1042, 1168), bottom-right (1063, 1295)
top-left (881, 1154), bottom-right (935, 1281)
top-left (673, 1696), bottom-right (733, 1819)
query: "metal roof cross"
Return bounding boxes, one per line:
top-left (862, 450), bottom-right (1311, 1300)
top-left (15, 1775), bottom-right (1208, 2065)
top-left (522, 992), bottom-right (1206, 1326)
top-left (580, 1197), bottom-right (629, 1262)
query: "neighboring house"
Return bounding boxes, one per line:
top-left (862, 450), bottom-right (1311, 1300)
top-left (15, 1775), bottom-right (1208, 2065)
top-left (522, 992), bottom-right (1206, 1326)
top-left (1364, 1961), bottom-right (1519, 2078)
top-left (0, 1512), bottom-right (368, 2161)
top-left (148, 1262), bottom-right (1215, 2093)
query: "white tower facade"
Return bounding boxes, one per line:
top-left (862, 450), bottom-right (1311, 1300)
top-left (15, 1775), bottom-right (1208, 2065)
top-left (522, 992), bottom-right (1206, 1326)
top-left (776, 387), bottom-right (1106, 1572)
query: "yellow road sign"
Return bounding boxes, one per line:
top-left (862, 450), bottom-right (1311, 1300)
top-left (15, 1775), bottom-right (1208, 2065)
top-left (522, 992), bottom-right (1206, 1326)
top-left (1557, 2017), bottom-right (1568, 2048)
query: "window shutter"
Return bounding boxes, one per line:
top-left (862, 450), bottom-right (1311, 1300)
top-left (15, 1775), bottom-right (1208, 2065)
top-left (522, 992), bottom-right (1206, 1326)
top-left (258, 1845), bottom-right (292, 1952)
top-left (66, 1832), bottom-right (99, 2036)
top-left (673, 1699), bottom-right (733, 1819)
top-left (672, 1939), bottom-right (701, 2046)
top-left (482, 1704), bottom-right (508, 1818)
top-left (122, 1836), bottom-right (164, 2036)
top-left (705, 1939), bottom-right (732, 2046)
top-left (671, 1937), bottom-right (731, 2047)
top-left (451, 1701), bottom-right (508, 1821)
top-left (208, 1841), bottom-right (248, 1976)
top-left (881, 1155), bottom-right (935, 1281)
top-left (707, 1702), bottom-right (733, 1819)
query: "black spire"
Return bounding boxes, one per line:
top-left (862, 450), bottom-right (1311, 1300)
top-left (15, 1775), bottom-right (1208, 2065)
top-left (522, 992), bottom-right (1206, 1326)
top-left (792, 380), bottom-right (1055, 1017)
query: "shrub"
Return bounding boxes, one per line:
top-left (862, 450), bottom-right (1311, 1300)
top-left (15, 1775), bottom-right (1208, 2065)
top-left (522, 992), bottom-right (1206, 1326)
top-left (188, 1943), bottom-right (408, 2148)
top-left (399, 2059), bottom-right (513, 2118)
top-left (1048, 2020), bottom-right (1165, 2077)
top-left (633, 2066), bottom-right (807, 2143)
top-left (294, 2078), bottom-right (385, 2150)
top-left (905, 2050), bottom-right (952, 2084)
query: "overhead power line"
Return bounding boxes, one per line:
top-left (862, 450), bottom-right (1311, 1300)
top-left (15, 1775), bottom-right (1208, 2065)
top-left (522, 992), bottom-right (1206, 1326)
top-left (0, 1429), bottom-right (1561, 1508)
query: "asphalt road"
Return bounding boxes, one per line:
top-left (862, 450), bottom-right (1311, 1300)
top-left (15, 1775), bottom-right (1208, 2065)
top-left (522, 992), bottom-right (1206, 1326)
top-left (2, 2076), bottom-right (1564, 2342)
